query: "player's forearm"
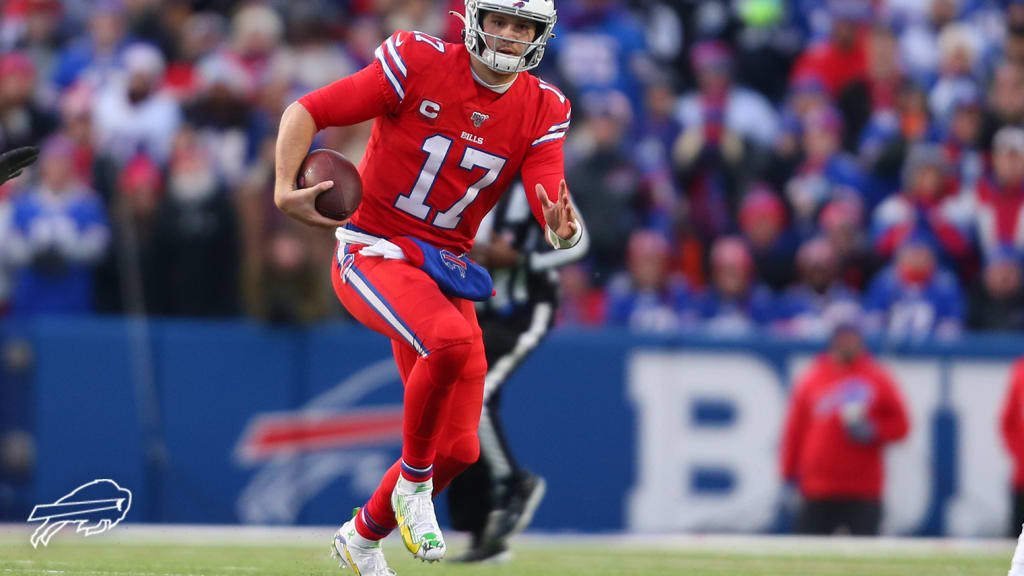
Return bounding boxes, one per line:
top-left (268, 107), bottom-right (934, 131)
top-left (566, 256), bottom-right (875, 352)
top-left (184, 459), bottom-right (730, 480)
top-left (274, 101), bottom-right (318, 206)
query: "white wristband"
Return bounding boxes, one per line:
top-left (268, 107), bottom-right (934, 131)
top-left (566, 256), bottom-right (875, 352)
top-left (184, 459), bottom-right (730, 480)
top-left (547, 218), bottom-right (583, 250)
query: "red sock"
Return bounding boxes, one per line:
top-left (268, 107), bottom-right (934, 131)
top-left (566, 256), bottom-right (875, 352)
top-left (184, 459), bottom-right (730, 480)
top-left (355, 461), bottom-right (400, 541)
top-left (400, 341), bottom-right (472, 471)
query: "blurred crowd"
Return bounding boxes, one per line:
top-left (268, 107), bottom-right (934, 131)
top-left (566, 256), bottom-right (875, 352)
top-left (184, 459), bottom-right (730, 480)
top-left (1, 0), bottom-right (1024, 341)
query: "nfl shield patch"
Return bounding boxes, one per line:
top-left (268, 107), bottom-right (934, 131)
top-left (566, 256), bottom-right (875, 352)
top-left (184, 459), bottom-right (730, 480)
top-left (470, 112), bottom-right (490, 128)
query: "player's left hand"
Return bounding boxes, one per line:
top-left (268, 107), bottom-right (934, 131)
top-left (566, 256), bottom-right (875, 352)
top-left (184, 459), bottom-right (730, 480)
top-left (536, 180), bottom-right (577, 241)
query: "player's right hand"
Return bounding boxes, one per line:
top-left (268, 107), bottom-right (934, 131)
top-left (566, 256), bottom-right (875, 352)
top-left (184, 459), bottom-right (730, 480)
top-left (273, 180), bottom-right (348, 229)
top-left (536, 180), bottom-right (578, 241)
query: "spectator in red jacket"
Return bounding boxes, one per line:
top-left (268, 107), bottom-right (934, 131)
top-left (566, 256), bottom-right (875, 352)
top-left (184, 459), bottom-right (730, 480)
top-left (1000, 358), bottom-right (1024, 536)
top-left (871, 143), bottom-right (970, 268)
top-left (965, 126), bottom-right (1024, 260)
top-left (781, 320), bottom-right (910, 535)
top-left (790, 1), bottom-right (869, 100)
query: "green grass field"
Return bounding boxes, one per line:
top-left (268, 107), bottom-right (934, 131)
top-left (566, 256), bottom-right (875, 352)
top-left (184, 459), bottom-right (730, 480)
top-left (0, 526), bottom-right (1014, 576)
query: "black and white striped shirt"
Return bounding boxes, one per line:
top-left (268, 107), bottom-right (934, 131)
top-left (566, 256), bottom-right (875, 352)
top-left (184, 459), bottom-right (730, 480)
top-left (475, 182), bottom-right (589, 319)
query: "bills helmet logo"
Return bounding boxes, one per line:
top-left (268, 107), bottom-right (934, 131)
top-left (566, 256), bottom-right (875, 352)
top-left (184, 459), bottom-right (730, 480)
top-left (470, 112), bottom-right (490, 128)
top-left (513, 1), bottom-right (526, 6)
top-left (28, 479), bottom-right (132, 548)
top-left (440, 251), bottom-right (468, 279)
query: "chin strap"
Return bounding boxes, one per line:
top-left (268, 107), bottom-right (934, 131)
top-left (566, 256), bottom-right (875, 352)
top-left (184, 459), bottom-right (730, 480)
top-left (449, 10), bottom-right (468, 27)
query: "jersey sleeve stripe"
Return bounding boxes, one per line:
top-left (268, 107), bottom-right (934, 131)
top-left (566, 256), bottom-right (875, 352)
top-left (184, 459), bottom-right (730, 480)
top-left (531, 131), bottom-right (567, 146)
top-left (374, 46), bottom-right (405, 101)
top-left (385, 36), bottom-right (407, 78)
top-left (547, 119), bottom-right (571, 132)
top-left (537, 81), bottom-right (565, 103)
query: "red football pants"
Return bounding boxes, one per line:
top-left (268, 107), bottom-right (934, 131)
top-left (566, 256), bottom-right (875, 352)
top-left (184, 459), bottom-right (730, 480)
top-left (331, 247), bottom-right (486, 537)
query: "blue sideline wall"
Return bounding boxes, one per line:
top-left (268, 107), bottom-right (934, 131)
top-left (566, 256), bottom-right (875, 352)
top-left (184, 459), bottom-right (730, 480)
top-left (3, 316), bottom-right (1022, 536)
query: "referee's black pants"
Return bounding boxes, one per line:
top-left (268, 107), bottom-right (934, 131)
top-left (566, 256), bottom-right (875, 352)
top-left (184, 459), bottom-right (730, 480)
top-left (1011, 490), bottom-right (1024, 537)
top-left (797, 498), bottom-right (882, 536)
top-left (447, 303), bottom-right (554, 536)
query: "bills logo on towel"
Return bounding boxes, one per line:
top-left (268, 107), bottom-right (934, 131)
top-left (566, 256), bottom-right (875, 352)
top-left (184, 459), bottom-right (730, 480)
top-left (441, 251), bottom-right (468, 278)
top-left (389, 237), bottom-right (493, 300)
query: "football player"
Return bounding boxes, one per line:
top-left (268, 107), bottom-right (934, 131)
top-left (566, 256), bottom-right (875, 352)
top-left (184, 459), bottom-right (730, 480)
top-left (273, 0), bottom-right (581, 574)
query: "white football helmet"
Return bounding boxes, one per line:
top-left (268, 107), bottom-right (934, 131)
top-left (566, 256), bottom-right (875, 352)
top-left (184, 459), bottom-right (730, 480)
top-left (453, 0), bottom-right (557, 74)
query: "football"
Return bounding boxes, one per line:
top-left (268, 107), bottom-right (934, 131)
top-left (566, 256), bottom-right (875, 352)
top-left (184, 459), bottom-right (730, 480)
top-left (297, 148), bottom-right (363, 221)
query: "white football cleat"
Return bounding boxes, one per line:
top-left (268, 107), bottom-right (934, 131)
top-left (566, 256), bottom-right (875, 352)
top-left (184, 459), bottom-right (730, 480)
top-left (331, 513), bottom-right (396, 576)
top-left (391, 478), bottom-right (446, 562)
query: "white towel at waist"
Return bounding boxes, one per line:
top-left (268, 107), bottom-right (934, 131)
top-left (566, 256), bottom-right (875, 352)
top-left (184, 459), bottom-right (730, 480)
top-left (334, 227), bottom-right (406, 261)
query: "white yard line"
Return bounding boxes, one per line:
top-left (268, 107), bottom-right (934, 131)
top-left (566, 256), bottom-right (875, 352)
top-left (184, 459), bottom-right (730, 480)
top-left (0, 523), bottom-right (1015, 556)
top-left (3, 571), bottom-right (206, 576)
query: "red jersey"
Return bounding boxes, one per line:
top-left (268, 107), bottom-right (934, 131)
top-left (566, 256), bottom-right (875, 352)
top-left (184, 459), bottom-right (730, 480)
top-left (972, 179), bottom-right (1024, 256)
top-left (790, 35), bottom-right (868, 99)
top-left (299, 31), bottom-right (572, 254)
top-left (781, 352), bottom-right (909, 500)
top-left (1001, 359), bottom-right (1024, 489)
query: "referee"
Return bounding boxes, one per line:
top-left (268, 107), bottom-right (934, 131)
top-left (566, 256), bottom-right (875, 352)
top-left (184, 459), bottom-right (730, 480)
top-left (447, 182), bottom-right (588, 563)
